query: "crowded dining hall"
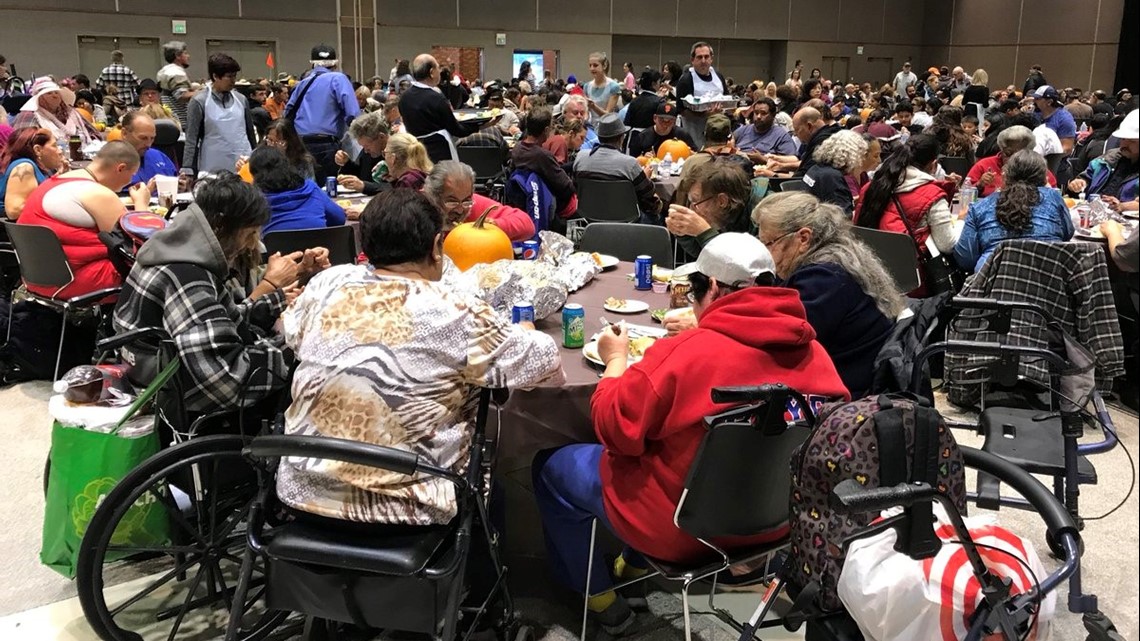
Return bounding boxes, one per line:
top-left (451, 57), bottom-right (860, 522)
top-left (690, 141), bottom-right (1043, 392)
top-left (0, 1), bottom-right (1138, 640)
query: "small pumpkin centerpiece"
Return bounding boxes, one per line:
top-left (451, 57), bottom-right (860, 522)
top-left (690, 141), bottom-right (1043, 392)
top-left (442, 205), bottom-right (514, 271)
top-left (656, 138), bottom-right (692, 160)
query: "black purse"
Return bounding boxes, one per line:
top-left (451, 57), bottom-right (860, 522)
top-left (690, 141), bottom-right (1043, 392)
top-left (891, 195), bottom-right (964, 296)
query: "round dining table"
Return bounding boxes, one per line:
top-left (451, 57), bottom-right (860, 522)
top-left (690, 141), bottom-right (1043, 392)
top-left (495, 261), bottom-right (671, 471)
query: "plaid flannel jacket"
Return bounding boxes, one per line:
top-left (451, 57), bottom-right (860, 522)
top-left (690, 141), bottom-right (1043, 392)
top-left (113, 262), bottom-right (290, 413)
top-left (96, 63), bottom-right (140, 104)
top-left (946, 239), bottom-right (1125, 406)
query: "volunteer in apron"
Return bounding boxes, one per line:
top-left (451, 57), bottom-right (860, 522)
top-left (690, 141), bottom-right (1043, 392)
top-left (676, 42), bottom-right (728, 149)
top-left (182, 54), bottom-right (254, 175)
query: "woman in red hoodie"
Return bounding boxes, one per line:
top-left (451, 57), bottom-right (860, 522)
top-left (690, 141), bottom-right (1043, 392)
top-left (532, 233), bottom-right (850, 634)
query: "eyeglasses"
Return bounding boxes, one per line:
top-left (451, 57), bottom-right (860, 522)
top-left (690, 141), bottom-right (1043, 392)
top-left (443, 198), bottom-right (474, 211)
top-left (761, 231), bottom-right (794, 247)
top-left (687, 194), bottom-right (717, 208)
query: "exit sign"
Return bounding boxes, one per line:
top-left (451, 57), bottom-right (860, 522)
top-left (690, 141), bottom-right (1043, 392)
top-left (172, 20), bottom-right (187, 35)
top-left (856, 46), bottom-right (864, 55)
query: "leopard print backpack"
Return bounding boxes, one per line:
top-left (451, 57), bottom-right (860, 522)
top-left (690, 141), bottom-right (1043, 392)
top-left (786, 394), bottom-right (967, 612)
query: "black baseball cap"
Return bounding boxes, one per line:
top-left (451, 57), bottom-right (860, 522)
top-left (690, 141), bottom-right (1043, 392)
top-left (655, 101), bottom-right (678, 118)
top-left (310, 44), bottom-right (337, 62)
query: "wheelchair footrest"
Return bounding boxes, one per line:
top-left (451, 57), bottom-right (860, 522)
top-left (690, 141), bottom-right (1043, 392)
top-left (979, 407), bottom-right (1097, 483)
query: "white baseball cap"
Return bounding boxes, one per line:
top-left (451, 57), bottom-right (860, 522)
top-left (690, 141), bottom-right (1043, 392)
top-left (1111, 109), bottom-right (1139, 140)
top-left (674, 233), bottom-right (776, 286)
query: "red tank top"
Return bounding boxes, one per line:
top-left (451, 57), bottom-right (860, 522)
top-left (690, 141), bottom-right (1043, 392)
top-left (17, 175), bottom-right (122, 301)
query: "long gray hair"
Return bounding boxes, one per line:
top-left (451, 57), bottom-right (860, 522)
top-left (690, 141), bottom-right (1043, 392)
top-left (752, 192), bottom-right (905, 319)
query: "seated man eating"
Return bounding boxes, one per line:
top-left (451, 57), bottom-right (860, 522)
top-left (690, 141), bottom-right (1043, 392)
top-left (532, 233), bottom-right (849, 634)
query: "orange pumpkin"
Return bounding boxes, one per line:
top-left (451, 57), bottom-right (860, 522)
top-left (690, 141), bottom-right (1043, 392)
top-left (238, 162), bottom-right (254, 183)
top-left (657, 138), bottom-right (692, 160)
top-left (636, 154), bottom-right (652, 167)
top-left (105, 127), bottom-right (123, 142)
top-left (442, 205), bottom-right (514, 270)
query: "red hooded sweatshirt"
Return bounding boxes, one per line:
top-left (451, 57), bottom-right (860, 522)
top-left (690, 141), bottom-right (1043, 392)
top-left (592, 287), bottom-right (851, 564)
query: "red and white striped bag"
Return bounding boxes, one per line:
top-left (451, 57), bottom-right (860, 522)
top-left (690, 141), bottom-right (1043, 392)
top-left (837, 505), bottom-right (1055, 641)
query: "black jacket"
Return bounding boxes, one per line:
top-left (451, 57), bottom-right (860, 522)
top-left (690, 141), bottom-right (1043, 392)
top-left (624, 91), bottom-right (663, 129)
top-left (399, 85), bottom-right (480, 162)
top-left (629, 126), bottom-right (695, 158)
top-left (795, 124), bottom-right (841, 176)
top-left (804, 163), bottom-right (854, 214)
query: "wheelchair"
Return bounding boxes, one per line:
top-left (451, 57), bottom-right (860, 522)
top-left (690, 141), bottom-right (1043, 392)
top-left (222, 386), bottom-right (531, 641)
top-left (74, 327), bottom-right (292, 641)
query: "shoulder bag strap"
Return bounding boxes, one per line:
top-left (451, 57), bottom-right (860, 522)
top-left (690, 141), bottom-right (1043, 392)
top-left (283, 73), bottom-right (320, 123)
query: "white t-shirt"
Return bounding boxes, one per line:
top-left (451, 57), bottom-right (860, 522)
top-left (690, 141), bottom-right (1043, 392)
top-left (912, 111), bottom-right (933, 129)
top-left (1034, 124), bottom-right (1063, 156)
top-left (893, 71), bottom-right (917, 96)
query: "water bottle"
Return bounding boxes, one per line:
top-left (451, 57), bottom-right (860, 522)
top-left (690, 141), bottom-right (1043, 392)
top-left (960, 177), bottom-right (976, 211)
top-left (660, 152), bottom-right (673, 177)
top-left (1079, 122), bottom-right (1089, 134)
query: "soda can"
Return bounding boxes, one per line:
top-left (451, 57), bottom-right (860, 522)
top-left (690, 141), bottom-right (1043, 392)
top-left (326, 176), bottom-right (338, 198)
top-left (511, 302), bottom-right (535, 324)
top-left (562, 303), bottom-right (585, 348)
top-left (634, 255), bottom-right (653, 291)
top-left (521, 239), bottom-right (541, 260)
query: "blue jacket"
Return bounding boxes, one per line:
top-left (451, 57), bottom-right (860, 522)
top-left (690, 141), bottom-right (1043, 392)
top-left (783, 262), bottom-right (894, 398)
top-left (262, 180), bottom-right (347, 236)
top-left (1080, 148), bottom-right (1139, 203)
top-left (953, 187), bottom-right (1074, 272)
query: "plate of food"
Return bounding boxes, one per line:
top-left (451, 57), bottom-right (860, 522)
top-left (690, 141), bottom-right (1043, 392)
top-left (650, 308), bottom-right (669, 323)
top-left (604, 297), bottom-right (650, 314)
top-left (1075, 227), bottom-right (1105, 240)
top-left (582, 334), bottom-right (660, 366)
top-left (590, 252), bottom-right (620, 270)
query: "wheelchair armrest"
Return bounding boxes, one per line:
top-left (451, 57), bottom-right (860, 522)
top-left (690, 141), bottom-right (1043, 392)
top-left (711, 383), bottom-right (795, 405)
top-left (97, 326), bottom-right (168, 352)
top-left (951, 296), bottom-right (1051, 321)
top-left (244, 435), bottom-right (468, 486)
top-left (65, 286), bottom-right (121, 308)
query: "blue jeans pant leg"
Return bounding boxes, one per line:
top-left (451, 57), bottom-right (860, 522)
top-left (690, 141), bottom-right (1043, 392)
top-left (532, 444), bottom-right (615, 595)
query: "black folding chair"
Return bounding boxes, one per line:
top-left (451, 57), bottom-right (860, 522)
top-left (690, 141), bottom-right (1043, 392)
top-left (580, 384), bottom-right (815, 641)
top-left (457, 146), bottom-right (507, 200)
top-left (851, 226), bottom-right (921, 292)
top-left (264, 225), bottom-right (358, 266)
top-left (2, 221), bottom-right (120, 380)
top-left (938, 155), bottom-right (971, 177)
top-left (577, 178), bottom-right (640, 223)
top-left (153, 118), bottom-right (182, 167)
top-left (578, 222), bottom-right (673, 265)
top-left (779, 179), bottom-right (808, 192)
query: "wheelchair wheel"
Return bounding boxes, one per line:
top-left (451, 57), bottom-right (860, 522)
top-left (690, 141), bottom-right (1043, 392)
top-left (76, 435), bottom-right (289, 641)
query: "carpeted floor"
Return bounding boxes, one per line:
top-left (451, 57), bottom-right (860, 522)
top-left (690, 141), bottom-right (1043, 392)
top-left (1, 379), bottom-right (1137, 641)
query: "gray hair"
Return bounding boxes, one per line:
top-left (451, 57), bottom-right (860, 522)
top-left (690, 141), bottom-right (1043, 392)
top-left (111, 50), bottom-right (125, 64)
top-left (564, 94), bottom-right (588, 110)
top-left (812, 129), bottom-right (868, 175)
top-left (752, 192), bottom-right (905, 319)
top-left (997, 125), bottom-right (1035, 154)
top-left (423, 161), bottom-right (476, 205)
top-left (162, 41), bottom-right (187, 64)
top-left (348, 111), bottom-right (390, 140)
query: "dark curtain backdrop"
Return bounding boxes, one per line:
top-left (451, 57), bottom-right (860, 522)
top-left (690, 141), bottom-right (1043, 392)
top-left (1116, 0), bottom-right (1137, 93)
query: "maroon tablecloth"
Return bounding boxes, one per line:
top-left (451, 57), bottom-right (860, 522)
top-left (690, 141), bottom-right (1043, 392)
top-left (496, 261), bottom-right (671, 469)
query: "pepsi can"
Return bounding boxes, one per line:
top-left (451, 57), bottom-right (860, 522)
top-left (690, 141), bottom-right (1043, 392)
top-left (511, 302), bottom-right (535, 324)
top-left (634, 255), bottom-right (653, 291)
top-left (326, 176), bottom-right (338, 198)
top-left (521, 239), bottom-right (540, 260)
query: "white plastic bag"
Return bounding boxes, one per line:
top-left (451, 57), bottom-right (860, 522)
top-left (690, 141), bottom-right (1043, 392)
top-left (837, 505), bottom-right (1054, 641)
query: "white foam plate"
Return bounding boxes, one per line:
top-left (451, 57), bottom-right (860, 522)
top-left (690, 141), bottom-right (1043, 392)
top-left (603, 299), bottom-right (650, 314)
top-left (594, 254), bottom-right (620, 270)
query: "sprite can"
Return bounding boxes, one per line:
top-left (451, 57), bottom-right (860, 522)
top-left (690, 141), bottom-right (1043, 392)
top-left (562, 304), bottom-right (585, 348)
